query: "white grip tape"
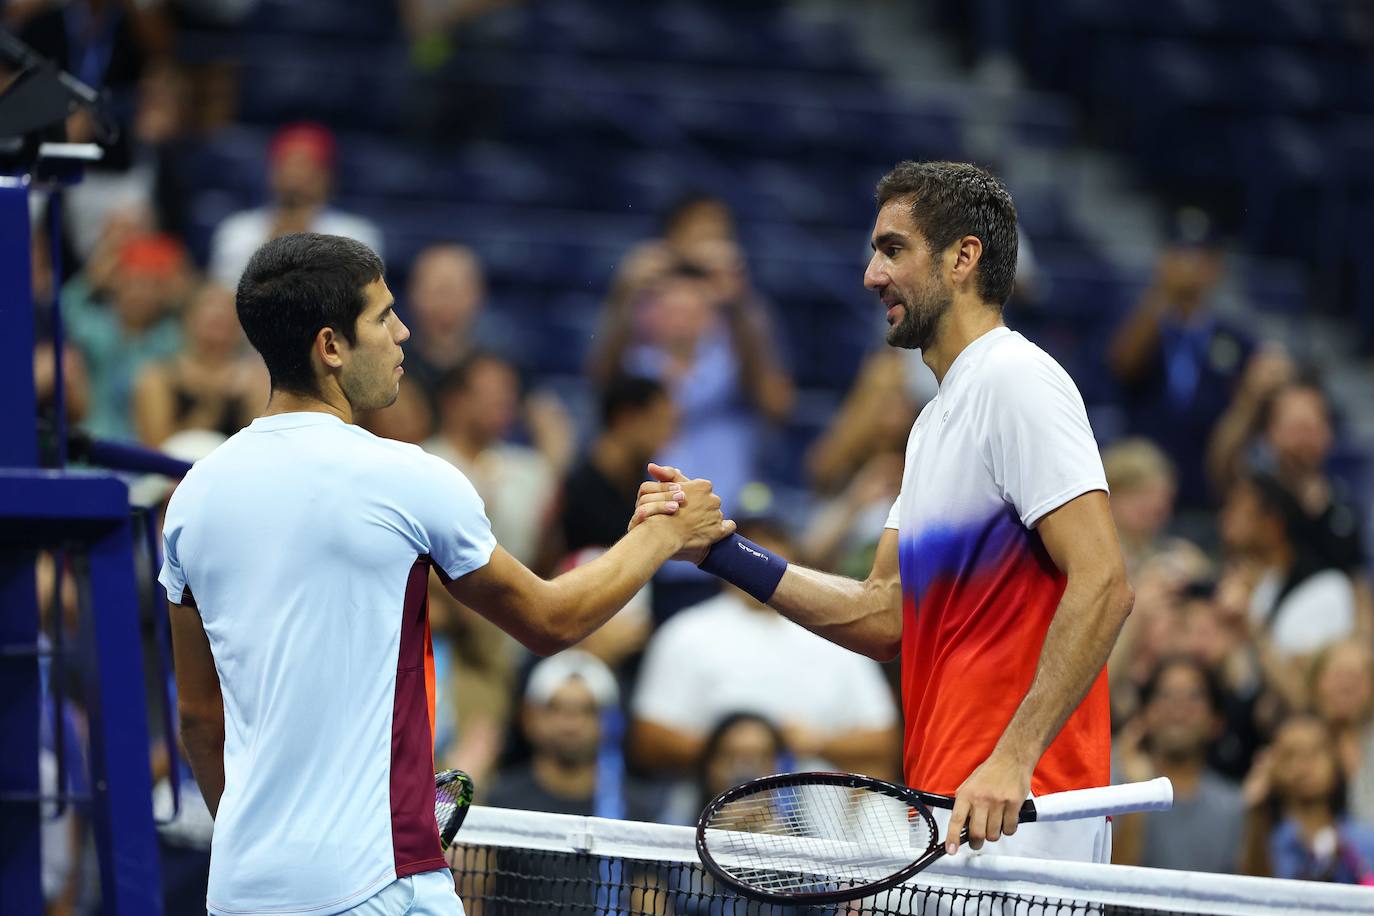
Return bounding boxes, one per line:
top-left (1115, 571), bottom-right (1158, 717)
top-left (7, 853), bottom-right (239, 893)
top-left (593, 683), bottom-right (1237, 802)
top-left (1030, 777), bottom-right (1173, 822)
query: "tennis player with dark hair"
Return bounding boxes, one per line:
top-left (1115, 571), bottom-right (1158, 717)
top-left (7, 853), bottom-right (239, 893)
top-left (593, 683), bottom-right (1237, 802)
top-left (636, 161), bottom-right (1133, 863)
top-left (162, 233), bottom-right (733, 915)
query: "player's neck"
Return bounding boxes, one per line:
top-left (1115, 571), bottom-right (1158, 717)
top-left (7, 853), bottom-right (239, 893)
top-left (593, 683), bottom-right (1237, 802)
top-left (262, 387), bottom-right (352, 424)
top-left (922, 301), bottom-right (1005, 386)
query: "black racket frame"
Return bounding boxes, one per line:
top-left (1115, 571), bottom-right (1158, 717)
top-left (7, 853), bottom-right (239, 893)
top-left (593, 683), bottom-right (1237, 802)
top-left (696, 771), bottom-right (1037, 905)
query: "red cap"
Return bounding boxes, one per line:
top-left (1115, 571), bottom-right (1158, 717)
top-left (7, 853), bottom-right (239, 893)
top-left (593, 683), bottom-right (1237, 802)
top-left (269, 122), bottom-right (337, 169)
top-left (120, 234), bottom-right (186, 278)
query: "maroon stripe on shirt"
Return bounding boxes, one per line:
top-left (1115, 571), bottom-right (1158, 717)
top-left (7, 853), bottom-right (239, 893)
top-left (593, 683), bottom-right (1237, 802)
top-left (390, 557), bottom-right (446, 877)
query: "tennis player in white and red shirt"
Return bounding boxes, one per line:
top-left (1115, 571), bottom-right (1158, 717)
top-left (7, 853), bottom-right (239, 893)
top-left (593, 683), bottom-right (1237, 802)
top-left (637, 161), bottom-right (1133, 863)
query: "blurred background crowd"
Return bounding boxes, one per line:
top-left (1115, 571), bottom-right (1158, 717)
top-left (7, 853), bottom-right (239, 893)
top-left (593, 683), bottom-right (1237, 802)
top-left (11, 0), bottom-right (1374, 911)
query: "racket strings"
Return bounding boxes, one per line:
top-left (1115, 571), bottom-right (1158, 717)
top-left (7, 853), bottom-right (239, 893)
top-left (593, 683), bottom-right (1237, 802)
top-left (703, 784), bottom-right (936, 894)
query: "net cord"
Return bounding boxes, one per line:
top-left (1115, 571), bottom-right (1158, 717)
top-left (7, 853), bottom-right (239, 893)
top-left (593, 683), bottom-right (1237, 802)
top-left (452, 805), bottom-right (1374, 916)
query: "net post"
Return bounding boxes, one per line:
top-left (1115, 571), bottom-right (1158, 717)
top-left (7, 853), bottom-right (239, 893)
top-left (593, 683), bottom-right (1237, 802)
top-left (82, 500), bottom-right (163, 912)
top-left (0, 179), bottom-right (43, 916)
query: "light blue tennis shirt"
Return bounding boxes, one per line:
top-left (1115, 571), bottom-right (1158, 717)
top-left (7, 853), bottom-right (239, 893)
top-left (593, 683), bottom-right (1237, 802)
top-left (159, 412), bottom-right (495, 915)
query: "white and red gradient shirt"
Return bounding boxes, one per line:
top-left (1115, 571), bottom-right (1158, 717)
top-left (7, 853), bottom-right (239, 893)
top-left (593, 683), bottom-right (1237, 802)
top-left (884, 327), bottom-right (1110, 798)
top-left (160, 412), bottom-right (495, 916)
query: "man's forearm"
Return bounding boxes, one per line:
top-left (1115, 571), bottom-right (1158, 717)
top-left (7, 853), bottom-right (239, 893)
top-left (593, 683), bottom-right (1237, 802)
top-left (530, 521), bottom-right (679, 653)
top-left (180, 718), bottom-right (225, 817)
top-left (993, 574), bottom-right (1132, 767)
top-left (769, 564), bottom-right (901, 662)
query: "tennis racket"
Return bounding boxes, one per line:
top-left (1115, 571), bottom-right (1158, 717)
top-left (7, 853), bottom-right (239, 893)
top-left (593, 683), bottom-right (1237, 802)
top-left (696, 771), bottom-right (1172, 905)
top-left (434, 769), bottom-right (475, 851)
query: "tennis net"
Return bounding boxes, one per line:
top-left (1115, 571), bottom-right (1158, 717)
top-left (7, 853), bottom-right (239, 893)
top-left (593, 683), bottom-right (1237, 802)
top-left (447, 805), bottom-right (1373, 915)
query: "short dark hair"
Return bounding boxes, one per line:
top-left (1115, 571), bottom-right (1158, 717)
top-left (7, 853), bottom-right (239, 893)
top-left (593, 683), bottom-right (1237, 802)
top-left (875, 161), bottom-right (1018, 307)
top-left (599, 374), bottom-right (667, 427)
top-left (236, 233), bottom-right (385, 394)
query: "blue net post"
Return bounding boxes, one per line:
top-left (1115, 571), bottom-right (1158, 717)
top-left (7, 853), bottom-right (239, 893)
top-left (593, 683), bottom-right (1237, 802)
top-left (0, 179), bottom-right (45, 916)
top-left (0, 166), bottom-right (163, 912)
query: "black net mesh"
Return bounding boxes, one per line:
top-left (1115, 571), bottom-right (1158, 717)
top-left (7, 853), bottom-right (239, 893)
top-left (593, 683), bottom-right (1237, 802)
top-left (449, 842), bottom-right (1203, 915)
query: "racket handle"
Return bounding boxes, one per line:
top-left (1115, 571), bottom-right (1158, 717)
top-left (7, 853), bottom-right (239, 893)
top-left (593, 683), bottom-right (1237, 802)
top-left (1028, 777), bottom-right (1173, 822)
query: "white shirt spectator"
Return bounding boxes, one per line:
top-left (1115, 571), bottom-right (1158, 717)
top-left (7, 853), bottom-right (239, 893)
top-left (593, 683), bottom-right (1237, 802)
top-left (632, 592), bottom-right (897, 752)
top-left (1250, 568), bottom-right (1356, 657)
top-left (209, 207), bottom-right (384, 288)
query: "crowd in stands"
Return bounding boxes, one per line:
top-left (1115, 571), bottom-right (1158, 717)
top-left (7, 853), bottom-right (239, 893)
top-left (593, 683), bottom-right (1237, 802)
top-left (11, 1), bottom-right (1374, 912)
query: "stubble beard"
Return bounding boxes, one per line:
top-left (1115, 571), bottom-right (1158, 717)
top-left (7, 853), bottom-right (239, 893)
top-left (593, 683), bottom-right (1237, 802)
top-left (340, 355), bottom-right (401, 412)
top-left (884, 279), bottom-right (952, 352)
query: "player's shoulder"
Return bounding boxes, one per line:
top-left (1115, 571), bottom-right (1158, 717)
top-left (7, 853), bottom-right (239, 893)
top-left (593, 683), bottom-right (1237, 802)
top-left (974, 330), bottom-right (1078, 397)
top-left (341, 426), bottom-right (470, 483)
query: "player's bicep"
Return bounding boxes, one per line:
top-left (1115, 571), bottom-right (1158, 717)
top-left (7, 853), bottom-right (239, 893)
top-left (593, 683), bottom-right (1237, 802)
top-left (1035, 491), bottom-right (1126, 585)
top-left (443, 546), bottom-right (558, 653)
top-left (169, 601), bottom-right (222, 723)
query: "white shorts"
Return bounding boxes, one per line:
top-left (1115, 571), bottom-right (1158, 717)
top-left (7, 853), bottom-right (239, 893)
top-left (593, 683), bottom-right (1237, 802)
top-left (340, 869), bottom-right (464, 916)
top-left (930, 805), bottom-right (1112, 864)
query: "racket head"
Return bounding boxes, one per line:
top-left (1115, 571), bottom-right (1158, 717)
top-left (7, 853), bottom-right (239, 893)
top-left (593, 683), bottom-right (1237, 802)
top-left (434, 769), bottom-right (475, 851)
top-left (695, 771), bottom-right (943, 905)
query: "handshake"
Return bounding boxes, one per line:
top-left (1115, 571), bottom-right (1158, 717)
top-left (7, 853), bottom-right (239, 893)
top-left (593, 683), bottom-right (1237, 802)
top-left (627, 462), bottom-right (737, 565)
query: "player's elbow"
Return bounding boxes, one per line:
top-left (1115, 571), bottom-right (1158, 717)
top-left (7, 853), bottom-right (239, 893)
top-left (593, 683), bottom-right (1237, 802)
top-left (177, 703), bottom-right (223, 742)
top-left (519, 626), bottom-right (574, 657)
top-left (866, 632), bottom-right (901, 663)
top-left (1107, 570), bottom-right (1134, 625)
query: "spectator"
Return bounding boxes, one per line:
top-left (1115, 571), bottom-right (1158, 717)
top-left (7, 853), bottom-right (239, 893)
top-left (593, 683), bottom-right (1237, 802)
top-left (1312, 640), bottom-right (1374, 825)
top-left (1205, 348), bottom-right (1297, 493)
top-left (590, 250), bottom-right (794, 511)
top-left (1211, 376), bottom-right (1372, 632)
top-left (63, 232), bottom-right (189, 441)
top-left (800, 352), bottom-right (910, 577)
top-left (589, 255), bottom-right (793, 616)
top-left (400, 244), bottom-right (520, 400)
top-left (805, 349), bottom-right (916, 495)
top-left (1175, 567), bottom-right (1276, 781)
top-left (630, 519), bottom-right (899, 779)
top-left (659, 712), bottom-right (789, 827)
top-left (1102, 437), bottom-right (1178, 578)
top-left (1112, 657), bottom-right (1246, 873)
top-left (424, 351), bottom-right (568, 567)
top-left (1108, 210), bottom-right (1252, 507)
top-left (1220, 473), bottom-right (1356, 659)
top-left (554, 375), bottom-right (678, 557)
top-left (1241, 714), bottom-right (1374, 882)
top-left (470, 652), bottom-right (663, 913)
top-left (1106, 540), bottom-right (1209, 724)
top-left (486, 651), bottom-right (661, 821)
top-left (208, 123), bottom-right (383, 287)
top-left (132, 282), bottom-right (266, 446)
top-left (660, 191), bottom-right (737, 258)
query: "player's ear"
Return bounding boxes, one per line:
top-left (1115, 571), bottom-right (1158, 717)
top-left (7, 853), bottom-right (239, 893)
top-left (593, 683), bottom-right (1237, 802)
top-left (316, 325), bottom-right (346, 370)
top-left (950, 235), bottom-right (983, 287)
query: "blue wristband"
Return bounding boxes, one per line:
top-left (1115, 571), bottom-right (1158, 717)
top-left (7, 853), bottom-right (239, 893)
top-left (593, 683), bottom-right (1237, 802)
top-left (698, 534), bottom-right (788, 604)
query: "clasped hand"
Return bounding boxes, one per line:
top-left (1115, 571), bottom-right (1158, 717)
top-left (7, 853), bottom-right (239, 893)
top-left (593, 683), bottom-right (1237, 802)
top-left (626, 463), bottom-right (736, 564)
